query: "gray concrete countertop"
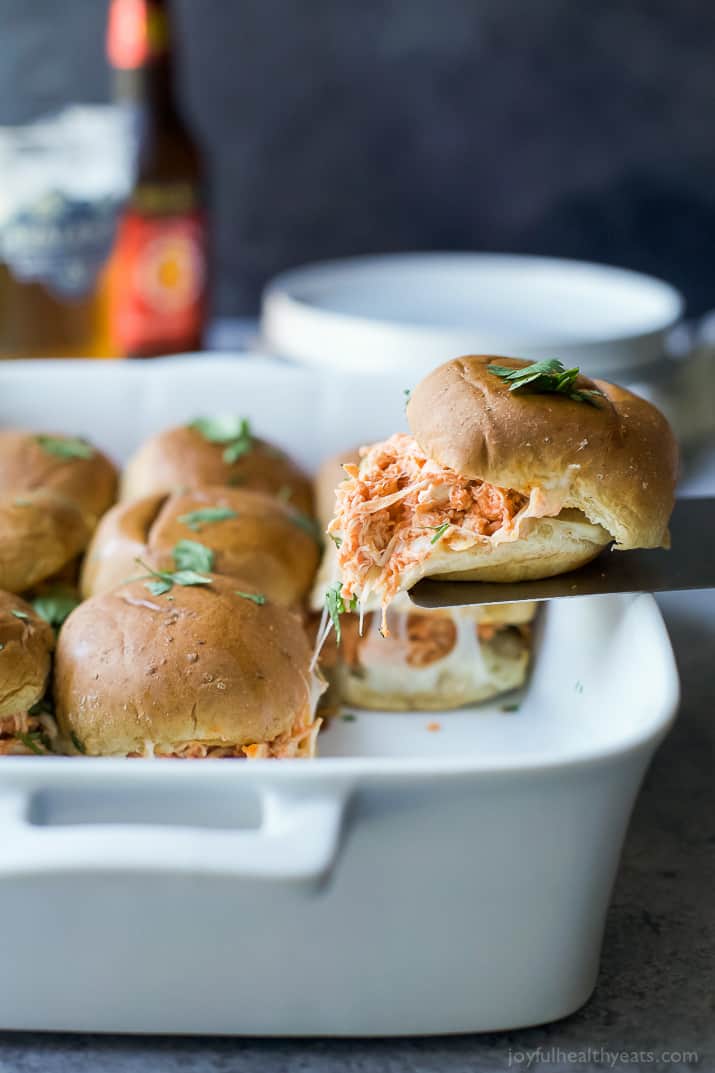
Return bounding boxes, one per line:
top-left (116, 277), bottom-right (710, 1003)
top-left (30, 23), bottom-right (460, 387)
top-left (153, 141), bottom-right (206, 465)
top-left (1, 502), bottom-right (713, 1073)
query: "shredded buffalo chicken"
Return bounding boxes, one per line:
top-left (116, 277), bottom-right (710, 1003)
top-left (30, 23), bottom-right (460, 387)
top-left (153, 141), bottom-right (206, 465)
top-left (336, 611), bottom-right (518, 670)
top-left (328, 434), bottom-right (528, 616)
top-left (130, 712), bottom-right (321, 759)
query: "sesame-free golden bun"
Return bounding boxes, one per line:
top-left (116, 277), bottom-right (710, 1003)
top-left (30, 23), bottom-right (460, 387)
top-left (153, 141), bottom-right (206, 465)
top-left (0, 490), bottom-right (90, 593)
top-left (0, 591), bottom-right (54, 718)
top-left (120, 423), bottom-right (313, 514)
top-left (0, 429), bottom-right (117, 529)
top-left (54, 575), bottom-right (318, 757)
top-left (408, 356), bottom-right (678, 560)
top-left (81, 486), bottom-right (320, 606)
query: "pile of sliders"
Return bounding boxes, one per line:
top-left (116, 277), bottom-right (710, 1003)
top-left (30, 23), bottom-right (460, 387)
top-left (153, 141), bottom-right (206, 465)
top-left (0, 356), bottom-right (677, 759)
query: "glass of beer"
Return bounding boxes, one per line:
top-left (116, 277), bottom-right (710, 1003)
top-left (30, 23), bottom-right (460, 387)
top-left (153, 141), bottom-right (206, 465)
top-left (0, 106), bottom-right (134, 359)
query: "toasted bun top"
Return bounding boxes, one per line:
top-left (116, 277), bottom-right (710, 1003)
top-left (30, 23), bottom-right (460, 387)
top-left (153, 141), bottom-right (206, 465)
top-left (0, 591), bottom-right (54, 716)
top-left (120, 424), bottom-right (313, 514)
top-left (54, 574), bottom-right (315, 756)
top-left (0, 430), bottom-right (117, 528)
top-left (81, 486), bottom-right (319, 606)
top-left (407, 355), bottom-right (678, 549)
top-left (0, 489), bottom-right (90, 594)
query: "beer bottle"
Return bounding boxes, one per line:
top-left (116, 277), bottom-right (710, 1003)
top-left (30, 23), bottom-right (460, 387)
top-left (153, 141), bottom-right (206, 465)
top-left (107, 0), bottom-right (208, 357)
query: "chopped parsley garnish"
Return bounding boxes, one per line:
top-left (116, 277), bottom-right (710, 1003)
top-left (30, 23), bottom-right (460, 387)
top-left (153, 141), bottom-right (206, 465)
top-left (17, 732), bottom-right (46, 755)
top-left (11, 609), bottom-right (29, 620)
top-left (36, 435), bottom-right (94, 459)
top-left (501, 703), bottom-right (520, 713)
top-left (325, 583), bottom-right (357, 646)
top-left (190, 416), bottom-right (253, 464)
top-left (341, 712), bottom-right (357, 722)
top-left (329, 533), bottom-right (342, 549)
top-left (235, 590), bottom-right (266, 605)
top-left (32, 589), bottom-right (80, 632)
top-left (177, 506), bottom-right (237, 532)
top-left (429, 522), bottom-right (450, 545)
top-left (134, 557), bottom-right (212, 597)
top-left (172, 539), bottom-right (215, 573)
top-left (403, 388), bottom-right (411, 410)
top-left (488, 359), bottom-right (603, 406)
top-left (70, 731), bottom-right (86, 754)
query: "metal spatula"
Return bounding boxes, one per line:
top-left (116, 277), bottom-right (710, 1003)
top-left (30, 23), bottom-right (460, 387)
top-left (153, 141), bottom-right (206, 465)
top-left (408, 496), bottom-right (715, 609)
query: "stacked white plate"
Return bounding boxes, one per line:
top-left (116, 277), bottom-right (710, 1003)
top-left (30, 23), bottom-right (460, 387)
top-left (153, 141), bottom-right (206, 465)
top-left (261, 252), bottom-right (684, 380)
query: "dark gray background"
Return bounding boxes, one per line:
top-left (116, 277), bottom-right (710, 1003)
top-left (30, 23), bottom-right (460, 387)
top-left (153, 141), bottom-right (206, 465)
top-left (1, 1), bottom-right (714, 320)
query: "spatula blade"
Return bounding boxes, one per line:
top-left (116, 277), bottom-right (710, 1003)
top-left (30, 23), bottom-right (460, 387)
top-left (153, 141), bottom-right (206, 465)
top-left (408, 496), bottom-right (715, 609)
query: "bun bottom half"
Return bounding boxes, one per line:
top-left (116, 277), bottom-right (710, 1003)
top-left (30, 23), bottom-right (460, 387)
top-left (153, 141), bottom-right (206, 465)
top-left (333, 625), bottom-right (530, 711)
top-left (424, 510), bottom-right (610, 585)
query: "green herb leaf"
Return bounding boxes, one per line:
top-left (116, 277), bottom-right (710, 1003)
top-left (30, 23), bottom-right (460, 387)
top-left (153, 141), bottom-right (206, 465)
top-left (403, 388), bottom-right (411, 410)
top-left (147, 578), bottom-right (173, 596)
top-left (190, 416), bottom-right (254, 465)
top-left (190, 416), bottom-right (248, 444)
top-left (134, 557), bottom-right (212, 597)
top-left (429, 522), bottom-right (450, 545)
top-left (177, 506), bottom-right (237, 532)
top-left (501, 703), bottom-right (520, 713)
top-left (70, 731), bottom-right (86, 754)
top-left (36, 435), bottom-right (94, 459)
top-left (170, 569), bottom-right (213, 586)
top-left (32, 589), bottom-right (80, 632)
top-left (341, 712), bottom-right (357, 722)
top-left (17, 732), bottom-right (46, 755)
top-left (223, 437), bottom-right (252, 464)
top-left (172, 539), bottom-right (215, 573)
top-left (488, 359), bottom-right (603, 406)
top-left (235, 590), bottom-right (266, 605)
top-left (325, 583), bottom-right (357, 646)
top-left (11, 609), bottom-right (29, 620)
top-left (329, 533), bottom-right (343, 549)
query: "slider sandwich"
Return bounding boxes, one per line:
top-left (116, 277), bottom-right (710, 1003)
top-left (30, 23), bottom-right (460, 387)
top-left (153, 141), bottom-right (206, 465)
top-left (312, 452), bottom-right (533, 710)
top-left (121, 417), bottom-right (313, 515)
top-left (0, 591), bottom-right (56, 755)
top-left (81, 486), bottom-right (320, 606)
top-left (328, 357), bottom-right (678, 623)
top-left (55, 573), bottom-right (324, 758)
top-left (0, 431), bottom-right (118, 592)
top-left (0, 430), bottom-right (117, 529)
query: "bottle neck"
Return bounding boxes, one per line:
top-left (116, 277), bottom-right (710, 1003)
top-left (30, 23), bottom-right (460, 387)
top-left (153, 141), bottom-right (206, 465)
top-left (108, 0), bottom-right (181, 127)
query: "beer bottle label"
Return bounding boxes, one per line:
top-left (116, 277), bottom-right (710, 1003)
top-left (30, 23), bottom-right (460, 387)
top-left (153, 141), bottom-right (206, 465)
top-left (109, 211), bottom-right (206, 353)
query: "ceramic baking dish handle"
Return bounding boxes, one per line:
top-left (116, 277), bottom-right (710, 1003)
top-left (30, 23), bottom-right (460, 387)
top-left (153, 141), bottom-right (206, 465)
top-left (0, 787), bottom-right (349, 881)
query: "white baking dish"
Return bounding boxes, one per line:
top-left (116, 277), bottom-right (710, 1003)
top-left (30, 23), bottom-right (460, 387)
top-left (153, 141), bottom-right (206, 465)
top-left (0, 357), bottom-right (679, 1035)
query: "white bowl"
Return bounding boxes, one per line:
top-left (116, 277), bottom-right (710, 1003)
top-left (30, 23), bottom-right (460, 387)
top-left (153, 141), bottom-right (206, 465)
top-left (261, 252), bottom-right (684, 378)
